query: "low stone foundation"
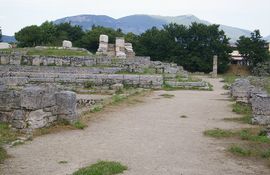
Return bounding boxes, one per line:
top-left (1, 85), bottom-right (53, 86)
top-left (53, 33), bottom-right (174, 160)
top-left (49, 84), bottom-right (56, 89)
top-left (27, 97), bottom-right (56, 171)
top-left (230, 78), bottom-right (270, 125)
top-left (0, 83), bottom-right (77, 130)
top-left (250, 93), bottom-right (270, 125)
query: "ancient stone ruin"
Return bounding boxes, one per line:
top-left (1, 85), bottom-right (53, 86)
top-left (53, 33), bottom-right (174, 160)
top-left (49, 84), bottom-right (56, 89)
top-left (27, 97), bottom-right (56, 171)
top-left (0, 83), bottom-right (77, 131)
top-left (211, 55), bottom-right (218, 78)
top-left (230, 78), bottom-right (270, 125)
top-left (96, 35), bottom-right (135, 58)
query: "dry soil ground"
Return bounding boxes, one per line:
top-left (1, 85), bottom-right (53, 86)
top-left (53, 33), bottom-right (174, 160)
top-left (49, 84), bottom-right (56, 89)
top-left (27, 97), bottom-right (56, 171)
top-left (1, 77), bottom-right (270, 175)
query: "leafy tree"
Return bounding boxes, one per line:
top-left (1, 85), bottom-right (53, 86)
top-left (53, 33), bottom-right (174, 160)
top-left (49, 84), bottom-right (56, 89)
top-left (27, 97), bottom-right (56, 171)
top-left (135, 23), bottom-right (231, 73)
top-left (55, 22), bottom-right (84, 46)
top-left (40, 21), bottom-right (57, 45)
top-left (15, 25), bottom-right (42, 47)
top-left (237, 30), bottom-right (269, 68)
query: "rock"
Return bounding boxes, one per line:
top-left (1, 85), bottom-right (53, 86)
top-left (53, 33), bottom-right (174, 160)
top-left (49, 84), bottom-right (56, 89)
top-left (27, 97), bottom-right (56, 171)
top-left (0, 56), bottom-right (10, 65)
top-left (230, 79), bottom-right (254, 103)
top-left (250, 93), bottom-right (270, 125)
top-left (62, 40), bottom-right (72, 48)
top-left (0, 90), bottom-right (21, 110)
top-left (20, 85), bottom-right (57, 110)
top-left (56, 91), bottom-right (77, 122)
top-left (111, 83), bottom-right (124, 91)
top-left (11, 110), bottom-right (26, 129)
top-left (27, 109), bottom-right (54, 129)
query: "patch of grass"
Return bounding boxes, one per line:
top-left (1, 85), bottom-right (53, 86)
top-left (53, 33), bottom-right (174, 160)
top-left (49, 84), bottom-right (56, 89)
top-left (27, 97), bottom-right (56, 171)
top-left (224, 115), bottom-right (252, 124)
top-left (111, 94), bottom-right (127, 105)
top-left (175, 75), bottom-right (201, 82)
top-left (73, 121), bottom-right (87, 130)
top-left (58, 160), bottom-right (68, 164)
top-left (232, 102), bottom-right (252, 115)
top-left (239, 129), bottom-right (270, 143)
top-left (223, 84), bottom-right (230, 90)
top-left (221, 74), bottom-right (239, 85)
top-left (0, 122), bottom-right (18, 144)
top-left (27, 48), bottom-right (90, 57)
top-left (0, 122), bottom-right (19, 163)
top-left (229, 145), bottom-right (252, 156)
top-left (83, 81), bottom-right (94, 89)
top-left (159, 93), bottom-right (175, 98)
top-left (0, 146), bottom-right (8, 163)
top-left (72, 161), bottom-right (127, 175)
top-left (91, 105), bottom-right (104, 113)
top-left (261, 149), bottom-right (270, 159)
top-left (204, 128), bottom-right (235, 138)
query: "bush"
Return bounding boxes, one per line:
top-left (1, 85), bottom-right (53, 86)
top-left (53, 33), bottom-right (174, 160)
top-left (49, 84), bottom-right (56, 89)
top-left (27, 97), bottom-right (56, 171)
top-left (252, 61), bottom-right (270, 76)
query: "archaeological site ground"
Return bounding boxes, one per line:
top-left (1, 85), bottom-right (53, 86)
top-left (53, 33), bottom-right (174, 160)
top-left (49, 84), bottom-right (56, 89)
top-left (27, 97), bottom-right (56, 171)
top-left (0, 31), bottom-right (270, 175)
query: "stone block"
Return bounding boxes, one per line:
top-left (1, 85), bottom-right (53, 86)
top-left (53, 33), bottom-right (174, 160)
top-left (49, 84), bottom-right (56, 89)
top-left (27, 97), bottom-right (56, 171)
top-left (251, 93), bottom-right (270, 125)
top-left (27, 109), bottom-right (54, 129)
top-left (99, 35), bottom-right (109, 43)
top-left (0, 56), bottom-right (10, 65)
top-left (20, 85), bottom-right (57, 110)
top-left (62, 40), bottom-right (72, 48)
top-left (56, 91), bottom-right (77, 122)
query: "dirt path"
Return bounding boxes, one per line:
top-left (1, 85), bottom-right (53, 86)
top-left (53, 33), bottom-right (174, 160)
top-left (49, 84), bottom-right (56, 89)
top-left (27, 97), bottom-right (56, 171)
top-left (1, 78), bottom-right (270, 175)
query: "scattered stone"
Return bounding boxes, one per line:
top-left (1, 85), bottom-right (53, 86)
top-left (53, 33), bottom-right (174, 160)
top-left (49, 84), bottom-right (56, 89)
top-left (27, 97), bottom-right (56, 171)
top-left (111, 83), bottom-right (124, 91)
top-left (62, 40), bottom-right (72, 48)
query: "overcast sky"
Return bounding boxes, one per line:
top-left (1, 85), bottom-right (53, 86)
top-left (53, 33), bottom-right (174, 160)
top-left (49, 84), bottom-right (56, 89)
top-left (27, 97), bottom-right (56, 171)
top-left (1, 0), bottom-right (269, 36)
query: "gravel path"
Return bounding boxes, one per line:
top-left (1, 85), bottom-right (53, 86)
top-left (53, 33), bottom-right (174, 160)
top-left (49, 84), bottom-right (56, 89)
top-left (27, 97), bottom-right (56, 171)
top-left (1, 77), bottom-right (270, 175)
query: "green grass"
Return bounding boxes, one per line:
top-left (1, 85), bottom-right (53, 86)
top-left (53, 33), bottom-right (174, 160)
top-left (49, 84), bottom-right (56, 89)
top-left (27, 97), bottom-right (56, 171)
top-left (159, 93), bottom-right (175, 98)
top-left (0, 146), bottom-right (8, 163)
top-left (232, 102), bottom-right (252, 115)
top-left (0, 122), bottom-right (19, 163)
top-left (111, 94), bottom-right (127, 105)
top-left (73, 121), bottom-right (87, 130)
top-left (239, 129), bottom-right (270, 143)
top-left (261, 149), bottom-right (270, 158)
top-left (221, 74), bottom-right (239, 85)
top-left (229, 145), bottom-right (252, 156)
top-left (91, 105), bottom-right (104, 113)
top-left (226, 102), bottom-right (252, 124)
top-left (204, 128), bottom-right (235, 138)
top-left (72, 161), bottom-right (127, 175)
top-left (224, 115), bottom-right (252, 124)
top-left (27, 48), bottom-right (90, 57)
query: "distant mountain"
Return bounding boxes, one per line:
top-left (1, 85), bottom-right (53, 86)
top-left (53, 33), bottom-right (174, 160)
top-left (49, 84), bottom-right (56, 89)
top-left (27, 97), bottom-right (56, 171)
top-left (1, 35), bottom-right (16, 43)
top-left (54, 14), bottom-right (252, 42)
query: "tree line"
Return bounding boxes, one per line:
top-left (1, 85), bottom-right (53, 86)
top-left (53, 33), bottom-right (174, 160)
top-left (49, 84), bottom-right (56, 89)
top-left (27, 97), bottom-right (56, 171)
top-left (15, 21), bottom-right (269, 74)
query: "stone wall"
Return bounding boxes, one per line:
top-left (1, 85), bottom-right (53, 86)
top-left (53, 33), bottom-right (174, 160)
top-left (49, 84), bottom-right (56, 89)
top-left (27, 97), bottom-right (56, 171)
top-left (230, 78), bottom-right (270, 125)
top-left (250, 93), bottom-right (270, 125)
top-left (0, 83), bottom-right (77, 130)
top-left (0, 72), bottom-right (163, 89)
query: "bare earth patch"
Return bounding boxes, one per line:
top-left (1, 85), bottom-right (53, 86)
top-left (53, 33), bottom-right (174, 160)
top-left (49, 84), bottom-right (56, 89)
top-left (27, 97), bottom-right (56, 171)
top-left (1, 77), bottom-right (270, 175)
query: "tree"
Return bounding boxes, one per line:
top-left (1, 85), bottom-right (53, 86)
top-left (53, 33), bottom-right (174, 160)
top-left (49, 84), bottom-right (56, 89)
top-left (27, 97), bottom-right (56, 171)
top-left (237, 30), bottom-right (269, 68)
top-left (135, 23), bottom-right (231, 73)
top-left (0, 27), bottom-right (2, 42)
top-left (15, 25), bottom-right (42, 47)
